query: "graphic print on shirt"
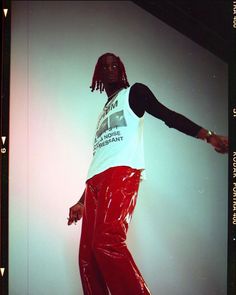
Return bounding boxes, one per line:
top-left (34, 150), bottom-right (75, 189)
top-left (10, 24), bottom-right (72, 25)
top-left (93, 98), bottom-right (127, 155)
top-left (87, 86), bottom-right (145, 181)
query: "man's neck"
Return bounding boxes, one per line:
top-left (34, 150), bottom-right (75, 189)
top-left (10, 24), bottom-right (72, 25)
top-left (105, 84), bottom-right (123, 100)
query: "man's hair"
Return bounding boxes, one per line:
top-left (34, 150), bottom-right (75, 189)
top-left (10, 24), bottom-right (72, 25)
top-left (90, 53), bottom-right (130, 93)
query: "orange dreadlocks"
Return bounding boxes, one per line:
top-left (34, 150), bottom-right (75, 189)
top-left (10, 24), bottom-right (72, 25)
top-left (90, 53), bottom-right (130, 93)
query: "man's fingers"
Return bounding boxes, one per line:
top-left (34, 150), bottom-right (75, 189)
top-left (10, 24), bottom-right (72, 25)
top-left (67, 218), bottom-right (73, 225)
top-left (68, 209), bottom-right (77, 225)
top-left (67, 217), bottom-right (78, 225)
top-left (215, 147), bottom-right (227, 154)
top-left (68, 205), bottom-right (84, 225)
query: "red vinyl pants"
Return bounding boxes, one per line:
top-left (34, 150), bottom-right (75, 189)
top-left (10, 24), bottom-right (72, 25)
top-left (79, 166), bottom-right (151, 295)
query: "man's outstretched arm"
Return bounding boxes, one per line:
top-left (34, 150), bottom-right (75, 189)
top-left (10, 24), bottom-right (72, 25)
top-left (129, 83), bottom-right (228, 153)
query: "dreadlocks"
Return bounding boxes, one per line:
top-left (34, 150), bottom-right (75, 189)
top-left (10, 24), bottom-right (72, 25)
top-left (90, 53), bottom-right (130, 93)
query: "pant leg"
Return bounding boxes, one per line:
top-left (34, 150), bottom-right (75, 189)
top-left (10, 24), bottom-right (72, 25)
top-left (79, 183), bottom-right (109, 295)
top-left (92, 166), bottom-right (151, 295)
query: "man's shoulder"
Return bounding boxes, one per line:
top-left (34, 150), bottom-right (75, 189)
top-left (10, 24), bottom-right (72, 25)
top-left (130, 82), bottom-right (151, 94)
top-left (131, 82), bottom-right (147, 89)
top-left (130, 82), bottom-right (149, 93)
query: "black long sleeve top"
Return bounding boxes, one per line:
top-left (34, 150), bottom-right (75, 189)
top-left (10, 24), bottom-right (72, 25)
top-left (128, 83), bottom-right (202, 137)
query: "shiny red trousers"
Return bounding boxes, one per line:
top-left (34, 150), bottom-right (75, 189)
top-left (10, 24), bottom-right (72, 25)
top-left (79, 166), bottom-right (151, 295)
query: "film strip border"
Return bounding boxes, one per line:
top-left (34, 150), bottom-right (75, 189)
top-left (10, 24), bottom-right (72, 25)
top-left (0, 1), bottom-right (235, 295)
top-left (1, 0), bottom-right (10, 294)
top-left (228, 1), bottom-right (236, 294)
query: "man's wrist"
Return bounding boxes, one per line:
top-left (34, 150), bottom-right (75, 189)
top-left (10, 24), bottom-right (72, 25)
top-left (77, 201), bottom-right (84, 206)
top-left (196, 128), bottom-right (215, 143)
top-left (204, 130), bottom-right (215, 143)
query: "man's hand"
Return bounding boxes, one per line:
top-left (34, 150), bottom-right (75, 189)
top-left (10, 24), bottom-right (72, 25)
top-left (67, 202), bottom-right (84, 225)
top-left (208, 134), bottom-right (228, 154)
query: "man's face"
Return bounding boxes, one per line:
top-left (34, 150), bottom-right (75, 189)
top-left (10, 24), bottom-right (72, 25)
top-left (100, 55), bottom-right (121, 86)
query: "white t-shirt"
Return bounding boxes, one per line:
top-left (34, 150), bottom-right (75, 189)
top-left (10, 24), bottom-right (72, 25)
top-left (86, 87), bottom-right (145, 180)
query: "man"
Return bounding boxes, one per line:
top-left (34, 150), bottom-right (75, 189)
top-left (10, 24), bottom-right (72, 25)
top-left (68, 53), bottom-right (228, 295)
